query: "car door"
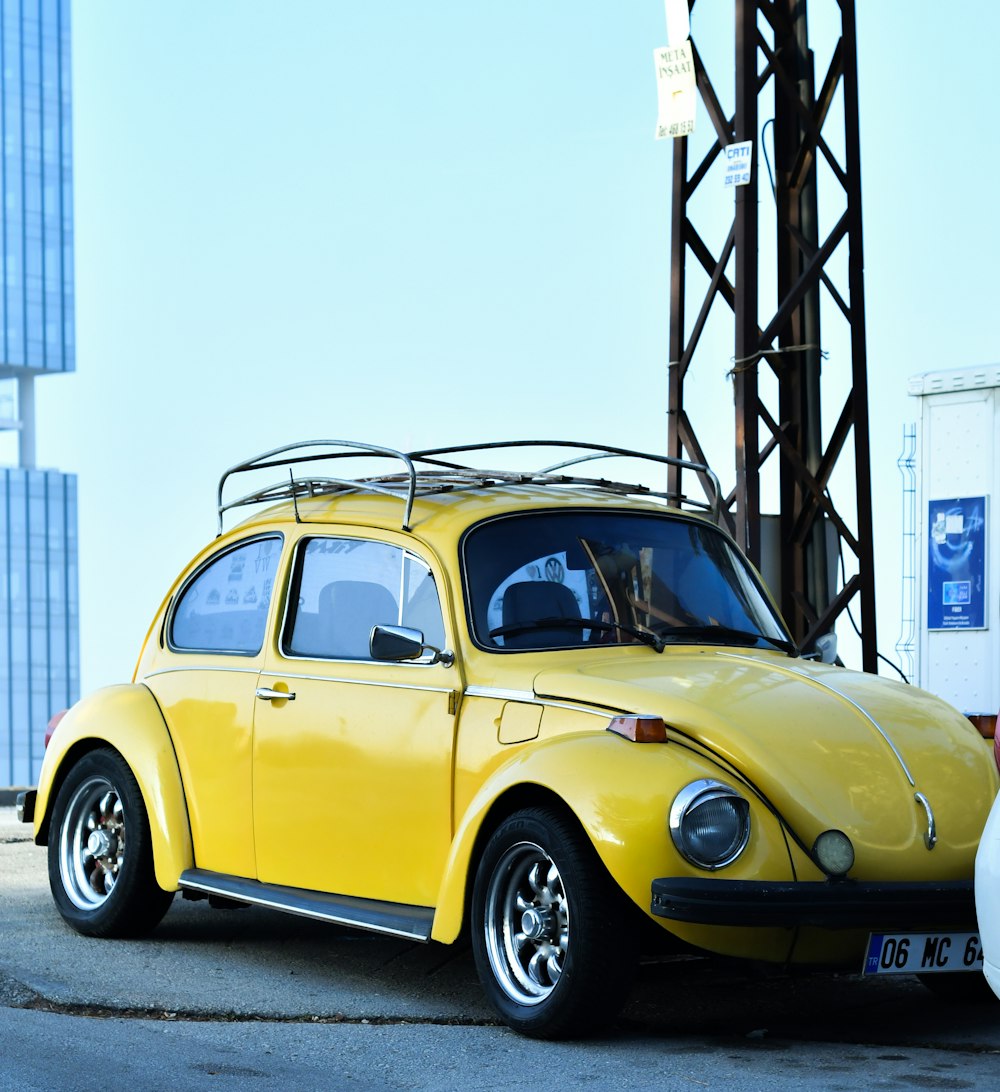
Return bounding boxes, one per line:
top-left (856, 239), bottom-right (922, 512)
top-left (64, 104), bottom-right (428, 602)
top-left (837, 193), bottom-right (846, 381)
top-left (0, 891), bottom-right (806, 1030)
top-left (252, 532), bottom-right (458, 907)
top-left (141, 534), bottom-right (283, 878)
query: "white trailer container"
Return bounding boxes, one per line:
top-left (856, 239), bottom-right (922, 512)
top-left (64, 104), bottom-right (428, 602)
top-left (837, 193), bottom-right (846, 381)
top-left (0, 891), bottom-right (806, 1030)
top-left (909, 364), bottom-right (1000, 730)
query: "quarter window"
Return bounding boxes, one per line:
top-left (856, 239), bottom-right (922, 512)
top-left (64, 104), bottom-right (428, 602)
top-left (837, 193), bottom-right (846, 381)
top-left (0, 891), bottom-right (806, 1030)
top-left (170, 537), bottom-right (281, 654)
top-left (284, 537), bottom-right (445, 661)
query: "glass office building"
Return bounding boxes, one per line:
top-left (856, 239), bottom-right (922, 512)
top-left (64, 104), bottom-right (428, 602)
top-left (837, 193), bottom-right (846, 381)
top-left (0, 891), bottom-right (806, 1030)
top-left (0, 0), bottom-right (77, 787)
top-left (1, 468), bottom-right (78, 783)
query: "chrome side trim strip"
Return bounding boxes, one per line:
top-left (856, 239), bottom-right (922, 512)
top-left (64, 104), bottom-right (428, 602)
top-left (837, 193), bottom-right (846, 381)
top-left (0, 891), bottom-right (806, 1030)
top-left (261, 672), bottom-right (453, 695)
top-left (143, 666), bottom-right (261, 680)
top-left (465, 685), bottom-right (535, 701)
top-left (465, 685), bottom-right (611, 720)
top-left (536, 697), bottom-right (618, 719)
top-left (143, 665), bottom-right (452, 696)
top-left (717, 653), bottom-right (917, 787)
top-left (464, 685), bottom-right (617, 719)
top-left (914, 792), bottom-right (937, 850)
top-left (178, 869), bottom-right (434, 942)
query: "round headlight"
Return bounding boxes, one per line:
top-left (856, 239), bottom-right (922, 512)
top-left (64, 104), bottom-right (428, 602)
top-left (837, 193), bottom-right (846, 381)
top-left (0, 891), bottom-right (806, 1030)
top-left (669, 780), bottom-right (751, 870)
top-left (812, 829), bottom-right (855, 877)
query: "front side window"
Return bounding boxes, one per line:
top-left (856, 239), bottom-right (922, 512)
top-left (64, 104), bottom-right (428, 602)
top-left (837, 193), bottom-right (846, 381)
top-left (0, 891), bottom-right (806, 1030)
top-left (283, 537), bottom-right (445, 661)
top-left (463, 510), bottom-right (789, 652)
top-left (170, 536), bottom-right (281, 654)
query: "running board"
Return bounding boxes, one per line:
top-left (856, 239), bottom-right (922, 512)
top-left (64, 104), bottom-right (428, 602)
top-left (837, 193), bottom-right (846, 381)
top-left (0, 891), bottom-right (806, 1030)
top-left (178, 868), bottom-right (434, 942)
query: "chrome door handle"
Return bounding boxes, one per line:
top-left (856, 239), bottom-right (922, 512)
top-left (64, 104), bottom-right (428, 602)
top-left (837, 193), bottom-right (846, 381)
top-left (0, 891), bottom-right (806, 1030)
top-left (256, 687), bottom-right (296, 702)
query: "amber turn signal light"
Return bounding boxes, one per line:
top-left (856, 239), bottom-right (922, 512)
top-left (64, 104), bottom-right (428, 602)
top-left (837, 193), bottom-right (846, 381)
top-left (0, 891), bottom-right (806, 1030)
top-left (607, 715), bottom-right (669, 743)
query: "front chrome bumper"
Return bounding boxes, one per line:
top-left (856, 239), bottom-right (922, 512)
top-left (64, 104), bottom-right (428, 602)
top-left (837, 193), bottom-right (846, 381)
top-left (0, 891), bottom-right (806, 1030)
top-left (651, 876), bottom-right (976, 930)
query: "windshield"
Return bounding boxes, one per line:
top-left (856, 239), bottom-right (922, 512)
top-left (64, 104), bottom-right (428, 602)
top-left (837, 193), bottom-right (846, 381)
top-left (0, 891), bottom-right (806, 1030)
top-left (463, 509), bottom-right (790, 653)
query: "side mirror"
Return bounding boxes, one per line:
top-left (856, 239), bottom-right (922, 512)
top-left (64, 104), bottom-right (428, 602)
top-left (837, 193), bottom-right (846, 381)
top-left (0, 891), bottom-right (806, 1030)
top-left (370, 625), bottom-right (455, 667)
top-left (800, 632), bottom-right (838, 663)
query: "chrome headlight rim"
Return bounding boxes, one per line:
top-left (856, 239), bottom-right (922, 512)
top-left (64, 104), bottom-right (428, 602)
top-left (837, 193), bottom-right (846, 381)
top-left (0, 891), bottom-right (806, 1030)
top-left (669, 779), bottom-right (751, 871)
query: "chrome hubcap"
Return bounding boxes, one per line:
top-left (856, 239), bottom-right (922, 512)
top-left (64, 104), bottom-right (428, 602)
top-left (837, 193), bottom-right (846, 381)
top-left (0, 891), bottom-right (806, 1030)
top-left (484, 841), bottom-right (568, 1006)
top-left (59, 776), bottom-right (126, 911)
top-left (86, 829), bottom-right (116, 857)
top-left (520, 905), bottom-right (556, 941)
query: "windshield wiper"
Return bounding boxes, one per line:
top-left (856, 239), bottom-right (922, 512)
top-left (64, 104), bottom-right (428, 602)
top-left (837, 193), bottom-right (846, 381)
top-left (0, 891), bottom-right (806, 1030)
top-left (488, 617), bottom-right (665, 653)
top-left (654, 623), bottom-right (795, 655)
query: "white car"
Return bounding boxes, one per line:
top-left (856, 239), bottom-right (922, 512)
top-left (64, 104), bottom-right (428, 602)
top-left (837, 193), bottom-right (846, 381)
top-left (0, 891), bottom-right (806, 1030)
top-left (975, 734), bottom-right (1000, 1001)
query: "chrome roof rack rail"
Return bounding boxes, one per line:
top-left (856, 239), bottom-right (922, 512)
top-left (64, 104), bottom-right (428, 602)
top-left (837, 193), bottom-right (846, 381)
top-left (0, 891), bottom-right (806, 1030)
top-left (409, 441), bottom-right (723, 523)
top-left (217, 439), bottom-right (723, 534)
top-left (218, 441), bottom-right (419, 534)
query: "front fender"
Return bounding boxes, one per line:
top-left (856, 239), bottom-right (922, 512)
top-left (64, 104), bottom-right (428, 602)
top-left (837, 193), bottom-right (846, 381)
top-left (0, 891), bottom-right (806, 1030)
top-left (34, 684), bottom-right (193, 892)
top-left (430, 730), bottom-right (798, 943)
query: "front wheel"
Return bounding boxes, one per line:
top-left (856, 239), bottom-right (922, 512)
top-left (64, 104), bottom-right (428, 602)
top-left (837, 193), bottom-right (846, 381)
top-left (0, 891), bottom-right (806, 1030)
top-left (471, 807), bottom-right (637, 1038)
top-left (48, 748), bottom-right (174, 937)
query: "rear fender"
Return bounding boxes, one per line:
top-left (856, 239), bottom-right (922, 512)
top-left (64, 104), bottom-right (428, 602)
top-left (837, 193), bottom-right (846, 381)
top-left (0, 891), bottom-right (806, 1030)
top-left (34, 684), bottom-right (193, 892)
top-left (430, 730), bottom-right (794, 943)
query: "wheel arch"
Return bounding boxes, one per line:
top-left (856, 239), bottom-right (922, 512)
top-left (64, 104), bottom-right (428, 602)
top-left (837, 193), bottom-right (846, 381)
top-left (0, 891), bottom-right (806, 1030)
top-left (34, 684), bottom-right (193, 892)
top-left (431, 731), bottom-right (694, 944)
top-left (451, 783), bottom-right (576, 939)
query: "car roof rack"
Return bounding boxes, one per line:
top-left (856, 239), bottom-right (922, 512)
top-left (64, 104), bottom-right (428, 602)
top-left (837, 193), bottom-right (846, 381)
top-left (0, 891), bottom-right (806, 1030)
top-left (217, 439), bottom-right (723, 534)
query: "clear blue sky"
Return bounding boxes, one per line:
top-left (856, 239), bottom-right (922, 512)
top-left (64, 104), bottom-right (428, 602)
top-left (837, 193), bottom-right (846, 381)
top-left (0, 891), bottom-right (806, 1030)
top-left (30, 1), bottom-right (999, 692)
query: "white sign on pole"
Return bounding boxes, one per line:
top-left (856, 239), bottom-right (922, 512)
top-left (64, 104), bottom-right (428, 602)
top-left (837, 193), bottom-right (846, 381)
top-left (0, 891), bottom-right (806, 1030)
top-left (654, 42), bottom-right (696, 140)
top-left (723, 140), bottom-right (753, 186)
top-left (664, 0), bottom-right (690, 47)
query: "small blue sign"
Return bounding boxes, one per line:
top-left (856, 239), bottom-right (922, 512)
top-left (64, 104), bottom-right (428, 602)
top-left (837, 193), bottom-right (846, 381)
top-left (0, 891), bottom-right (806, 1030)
top-left (927, 496), bottom-right (987, 630)
top-left (723, 140), bottom-right (753, 187)
top-left (942, 581), bottom-right (971, 605)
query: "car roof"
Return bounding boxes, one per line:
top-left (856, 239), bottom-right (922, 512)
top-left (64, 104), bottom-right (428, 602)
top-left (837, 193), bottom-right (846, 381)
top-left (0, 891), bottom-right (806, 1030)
top-left (230, 481), bottom-right (709, 540)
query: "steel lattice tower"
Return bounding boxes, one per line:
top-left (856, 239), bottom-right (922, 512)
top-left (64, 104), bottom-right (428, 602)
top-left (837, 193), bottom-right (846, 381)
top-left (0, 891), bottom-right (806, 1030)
top-left (667, 0), bottom-right (876, 670)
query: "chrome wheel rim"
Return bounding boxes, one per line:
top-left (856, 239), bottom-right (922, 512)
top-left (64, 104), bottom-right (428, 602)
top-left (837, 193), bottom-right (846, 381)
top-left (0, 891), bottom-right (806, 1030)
top-left (483, 840), bottom-right (568, 1006)
top-left (58, 775), bottom-right (126, 911)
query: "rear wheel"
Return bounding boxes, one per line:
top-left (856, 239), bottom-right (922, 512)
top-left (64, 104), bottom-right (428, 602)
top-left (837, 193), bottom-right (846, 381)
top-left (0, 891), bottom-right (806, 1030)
top-left (471, 807), bottom-right (637, 1038)
top-left (48, 749), bottom-right (173, 937)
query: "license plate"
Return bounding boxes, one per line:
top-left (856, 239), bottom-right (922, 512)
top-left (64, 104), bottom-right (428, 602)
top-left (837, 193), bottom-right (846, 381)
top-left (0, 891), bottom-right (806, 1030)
top-left (863, 931), bottom-right (984, 975)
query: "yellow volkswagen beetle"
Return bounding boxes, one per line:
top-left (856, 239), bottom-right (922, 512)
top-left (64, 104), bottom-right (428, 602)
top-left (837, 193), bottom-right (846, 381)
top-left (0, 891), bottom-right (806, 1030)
top-left (17, 441), bottom-right (999, 1037)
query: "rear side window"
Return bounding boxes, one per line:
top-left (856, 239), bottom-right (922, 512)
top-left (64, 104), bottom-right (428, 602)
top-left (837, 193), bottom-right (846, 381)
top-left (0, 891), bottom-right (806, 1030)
top-left (170, 536), bottom-right (282, 654)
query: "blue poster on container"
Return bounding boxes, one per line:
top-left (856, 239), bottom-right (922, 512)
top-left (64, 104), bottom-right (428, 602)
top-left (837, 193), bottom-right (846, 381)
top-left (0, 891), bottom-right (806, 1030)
top-left (927, 496), bottom-right (987, 630)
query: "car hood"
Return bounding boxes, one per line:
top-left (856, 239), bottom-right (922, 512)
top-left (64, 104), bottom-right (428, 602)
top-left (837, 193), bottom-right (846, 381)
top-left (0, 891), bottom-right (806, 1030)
top-left (532, 649), bottom-right (998, 873)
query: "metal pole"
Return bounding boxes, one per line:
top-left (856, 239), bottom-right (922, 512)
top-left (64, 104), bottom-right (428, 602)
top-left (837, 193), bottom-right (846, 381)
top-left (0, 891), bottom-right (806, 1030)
top-left (773, 0), bottom-right (829, 640)
top-left (667, 136), bottom-right (688, 502)
top-left (734, 0), bottom-right (760, 564)
top-left (841, 0), bottom-right (878, 671)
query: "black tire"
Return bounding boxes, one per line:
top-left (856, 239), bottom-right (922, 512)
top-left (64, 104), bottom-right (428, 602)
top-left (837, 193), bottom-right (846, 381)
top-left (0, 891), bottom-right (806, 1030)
top-left (47, 748), bottom-right (174, 938)
top-left (918, 972), bottom-right (997, 1003)
top-left (470, 807), bottom-right (637, 1039)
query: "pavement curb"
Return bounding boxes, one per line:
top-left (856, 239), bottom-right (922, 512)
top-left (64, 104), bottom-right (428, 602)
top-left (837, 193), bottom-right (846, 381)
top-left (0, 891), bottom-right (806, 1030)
top-left (0, 788), bottom-right (29, 807)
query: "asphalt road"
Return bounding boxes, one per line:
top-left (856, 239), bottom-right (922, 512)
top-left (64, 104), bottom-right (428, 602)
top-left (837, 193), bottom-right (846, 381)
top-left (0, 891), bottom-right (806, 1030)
top-left (3, 806), bottom-right (1000, 1090)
